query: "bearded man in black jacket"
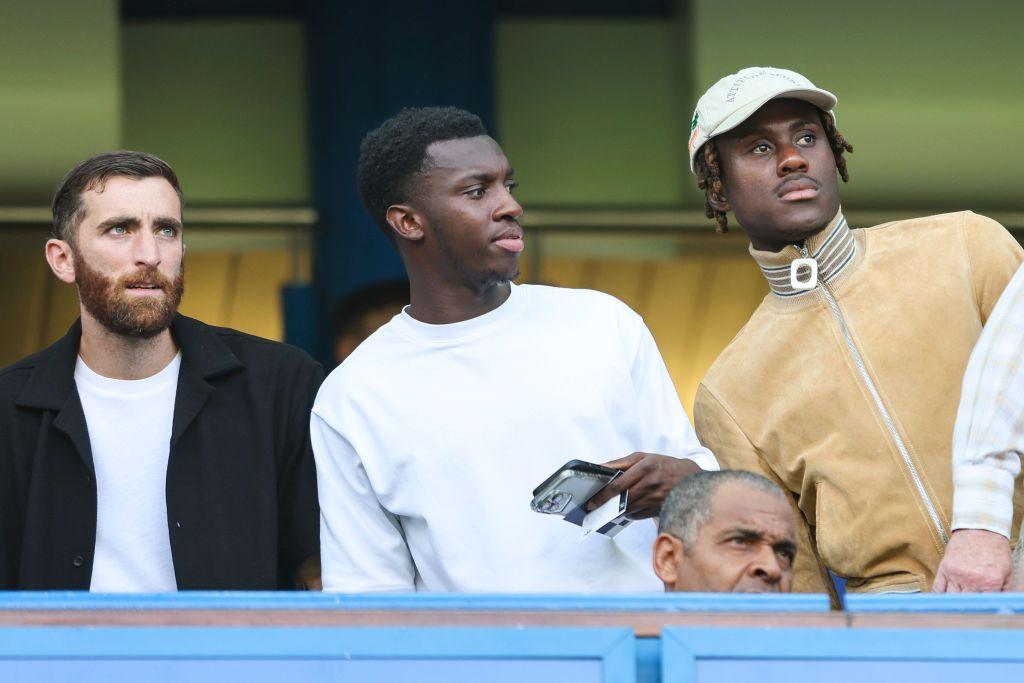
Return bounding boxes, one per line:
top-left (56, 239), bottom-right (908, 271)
top-left (0, 151), bottom-right (322, 590)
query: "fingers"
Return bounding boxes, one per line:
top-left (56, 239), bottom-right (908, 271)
top-left (586, 459), bottom-right (648, 511)
top-left (600, 452), bottom-right (644, 470)
top-left (625, 493), bottom-right (664, 517)
top-left (932, 566), bottom-right (1008, 593)
top-left (607, 465), bottom-right (653, 513)
top-left (938, 529), bottom-right (1013, 592)
top-left (625, 506), bottom-right (658, 521)
top-left (596, 454), bottom-right (690, 515)
top-left (589, 454), bottom-right (695, 515)
top-left (608, 460), bottom-right (648, 493)
top-left (968, 572), bottom-right (1007, 592)
top-left (585, 478), bottom-right (624, 511)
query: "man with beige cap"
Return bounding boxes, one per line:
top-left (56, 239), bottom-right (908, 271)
top-left (688, 67), bottom-right (1024, 597)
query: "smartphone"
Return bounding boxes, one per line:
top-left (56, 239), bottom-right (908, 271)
top-left (530, 459), bottom-right (620, 515)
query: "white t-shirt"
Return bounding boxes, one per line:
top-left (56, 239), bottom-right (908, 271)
top-left (74, 352), bottom-right (181, 592)
top-left (312, 284), bottom-right (718, 593)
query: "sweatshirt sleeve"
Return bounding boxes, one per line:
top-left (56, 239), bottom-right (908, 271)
top-left (311, 408), bottom-right (416, 592)
top-left (950, 261), bottom-right (1024, 538)
top-left (694, 383), bottom-right (835, 600)
top-left (963, 211), bottom-right (1024, 323)
top-left (630, 321), bottom-right (718, 471)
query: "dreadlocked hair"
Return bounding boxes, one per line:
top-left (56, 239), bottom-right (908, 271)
top-left (694, 108), bottom-right (854, 234)
top-left (695, 142), bottom-right (729, 234)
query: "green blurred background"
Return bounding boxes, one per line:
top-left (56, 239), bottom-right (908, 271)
top-left (2, 0), bottom-right (1021, 414)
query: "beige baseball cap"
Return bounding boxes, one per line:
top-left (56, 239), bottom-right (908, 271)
top-left (688, 67), bottom-right (837, 173)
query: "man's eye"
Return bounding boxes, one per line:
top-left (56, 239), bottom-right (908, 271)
top-left (777, 549), bottom-right (795, 564)
top-left (466, 188), bottom-right (485, 199)
top-left (110, 225), bottom-right (127, 235)
top-left (752, 143), bottom-right (770, 155)
top-left (159, 227), bottom-right (178, 237)
top-left (728, 537), bottom-right (748, 547)
top-left (506, 182), bottom-right (518, 193)
top-left (797, 133), bottom-right (816, 146)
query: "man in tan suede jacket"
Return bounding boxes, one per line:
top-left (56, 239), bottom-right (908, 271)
top-left (688, 67), bottom-right (1024, 596)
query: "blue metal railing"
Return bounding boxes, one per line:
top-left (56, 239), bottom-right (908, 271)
top-left (0, 591), bottom-right (830, 612)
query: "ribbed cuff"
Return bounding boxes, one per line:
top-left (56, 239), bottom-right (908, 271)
top-left (951, 464), bottom-right (1016, 538)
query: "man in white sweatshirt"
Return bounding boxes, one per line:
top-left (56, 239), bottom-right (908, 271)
top-left (312, 106), bottom-right (718, 592)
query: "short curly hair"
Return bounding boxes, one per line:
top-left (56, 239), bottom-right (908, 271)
top-left (357, 106), bottom-right (488, 237)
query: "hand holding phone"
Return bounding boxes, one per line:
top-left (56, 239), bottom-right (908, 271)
top-left (530, 460), bottom-right (620, 515)
top-left (532, 459), bottom-right (638, 539)
top-left (586, 452), bottom-right (703, 519)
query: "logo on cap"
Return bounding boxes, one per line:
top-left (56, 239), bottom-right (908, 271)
top-left (688, 112), bottom-right (701, 154)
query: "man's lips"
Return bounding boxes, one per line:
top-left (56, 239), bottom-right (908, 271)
top-left (493, 226), bottom-right (524, 253)
top-left (124, 282), bottom-right (166, 296)
top-left (776, 176), bottom-right (820, 202)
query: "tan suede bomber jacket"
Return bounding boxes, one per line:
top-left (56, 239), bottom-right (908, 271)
top-left (694, 211), bottom-right (1024, 595)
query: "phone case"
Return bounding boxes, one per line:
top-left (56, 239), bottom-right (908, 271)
top-left (530, 460), bottom-right (619, 515)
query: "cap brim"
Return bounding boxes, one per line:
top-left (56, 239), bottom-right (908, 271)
top-left (710, 87), bottom-right (838, 140)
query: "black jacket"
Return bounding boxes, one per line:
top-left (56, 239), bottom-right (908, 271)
top-left (0, 315), bottom-right (323, 590)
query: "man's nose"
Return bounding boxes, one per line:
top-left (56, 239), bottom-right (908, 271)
top-left (495, 188), bottom-right (524, 222)
top-left (777, 144), bottom-right (809, 175)
top-left (132, 229), bottom-right (161, 267)
top-left (750, 547), bottom-right (784, 584)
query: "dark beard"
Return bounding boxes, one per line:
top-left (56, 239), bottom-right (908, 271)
top-left (74, 254), bottom-right (185, 339)
top-left (433, 225), bottom-right (519, 294)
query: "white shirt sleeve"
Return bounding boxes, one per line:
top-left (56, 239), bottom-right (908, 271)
top-left (630, 322), bottom-right (719, 471)
top-left (310, 410), bottom-right (416, 591)
top-left (951, 263), bottom-right (1024, 538)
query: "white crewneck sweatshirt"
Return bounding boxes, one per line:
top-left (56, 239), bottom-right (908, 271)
top-left (75, 352), bottom-right (181, 592)
top-left (312, 284), bottom-right (717, 592)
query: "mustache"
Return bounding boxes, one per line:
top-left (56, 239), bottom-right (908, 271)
top-left (118, 268), bottom-right (174, 291)
top-left (773, 173), bottom-right (820, 196)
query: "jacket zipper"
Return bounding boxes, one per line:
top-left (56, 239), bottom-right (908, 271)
top-left (798, 245), bottom-right (949, 546)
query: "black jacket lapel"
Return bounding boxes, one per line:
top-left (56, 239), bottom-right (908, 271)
top-left (168, 315), bottom-right (243, 448)
top-left (170, 360), bottom-right (213, 448)
top-left (52, 390), bottom-right (95, 475)
top-left (15, 321), bottom-right (94, 473)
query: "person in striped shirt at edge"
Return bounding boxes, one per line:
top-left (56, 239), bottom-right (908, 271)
top-left (687, 66), bottom-right (1024, 599)
top-left (946, 262), bottom-right (1024, 591)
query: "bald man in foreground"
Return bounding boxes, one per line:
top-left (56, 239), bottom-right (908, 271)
top-left (654, 470), bottom-right (796, 593)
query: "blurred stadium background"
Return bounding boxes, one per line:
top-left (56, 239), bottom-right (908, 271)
top-left (2, 0), bottom-right (1021, 418)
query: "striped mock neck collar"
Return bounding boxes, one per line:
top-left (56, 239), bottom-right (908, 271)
top-left (750, 210), bottom-right (856, 297)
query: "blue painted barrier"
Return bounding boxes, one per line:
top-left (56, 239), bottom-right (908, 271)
top-left (663, 627), bottom-right (1024, 682)
top-left (0, 591), bottom-right (830, 612)
top-left (847, 592), bottom-right (1024, 613)
top-left (3, 593), bottom-right (1024, 682)
top-left (0, 626), bottom-right (635, 683)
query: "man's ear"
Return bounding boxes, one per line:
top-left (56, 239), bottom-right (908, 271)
top-left (44, 238), bottom-right (77, 284)
top-left (653, 532), bottom-right (684, 591)
top-left (386, 204), bottom-right (425, 243)
top-left (708, 187), bottom-right (731, 214)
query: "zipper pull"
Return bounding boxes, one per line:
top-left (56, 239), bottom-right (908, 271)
top-left (790, 245), bottom-right (818, 291)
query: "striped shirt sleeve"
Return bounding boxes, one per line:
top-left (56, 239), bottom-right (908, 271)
top-left (951, 263), bottom-right (1024, 537)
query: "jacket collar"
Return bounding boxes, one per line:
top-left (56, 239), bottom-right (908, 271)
top-left (750, 209), bottom-right (857, 297)
top-left (15, 314), bottom-right (243, 411)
